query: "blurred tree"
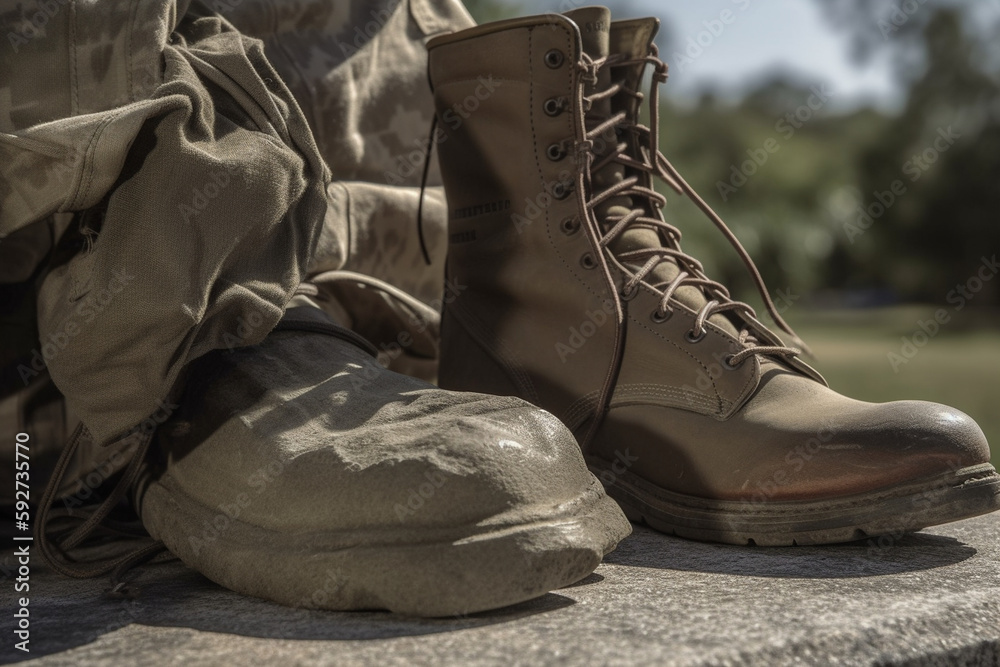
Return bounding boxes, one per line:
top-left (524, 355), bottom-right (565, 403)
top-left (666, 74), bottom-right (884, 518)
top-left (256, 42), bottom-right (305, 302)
top-left (455, 1), bottom-right (1000, 308)
top-left (460, 0), bottom-right (519, 24)
top-left (655, 78), bottom-right (875, 304)
top-left (817, 2), bottom-right (1000, 306)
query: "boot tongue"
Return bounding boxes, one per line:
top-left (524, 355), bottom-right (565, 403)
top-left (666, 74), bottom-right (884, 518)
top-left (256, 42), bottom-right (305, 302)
top-left (564, 7), bottom-right (611, 61)
top-left (568, 12), bottom-right (740, 337)
top-left (565, 8), bottom-right (639, 270)
top-left (564, 7), bottom-right (616, 200)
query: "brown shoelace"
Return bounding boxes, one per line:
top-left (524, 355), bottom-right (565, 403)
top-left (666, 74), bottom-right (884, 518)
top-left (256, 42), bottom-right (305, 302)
top-left (570, 47), bottom-right (807, 448)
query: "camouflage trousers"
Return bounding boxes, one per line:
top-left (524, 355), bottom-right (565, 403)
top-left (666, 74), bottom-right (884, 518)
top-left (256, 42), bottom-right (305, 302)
top-left (0, 0), bottom-right (474, 447)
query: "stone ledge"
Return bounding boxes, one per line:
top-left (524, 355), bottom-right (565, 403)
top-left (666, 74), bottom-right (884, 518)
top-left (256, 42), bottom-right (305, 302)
top-left (3, 513), bottom-right (998, 666)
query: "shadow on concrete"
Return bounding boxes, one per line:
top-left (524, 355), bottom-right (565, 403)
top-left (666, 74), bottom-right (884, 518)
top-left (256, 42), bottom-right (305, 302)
top-left (563, 572), bottom-right (604, 588)
top-left (1, 556), bottom-right (579, 664)
top-left (604, 525), bottom-right (977, 578)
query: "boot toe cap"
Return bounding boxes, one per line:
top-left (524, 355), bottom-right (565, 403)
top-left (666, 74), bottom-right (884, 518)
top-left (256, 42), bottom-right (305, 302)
top-left (329, 392), bottom-right (602, 530)
top-left (153, 385), bottom-right (600, 533)
top-left (751, 399), bottom-right (993, 500)
top-left (872, 400), bottom-right (991, 470)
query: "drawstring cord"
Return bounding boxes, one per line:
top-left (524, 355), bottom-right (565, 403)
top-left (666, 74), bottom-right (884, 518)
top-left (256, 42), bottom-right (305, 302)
top-left (35, 422), bottom-right (169, 593)
top-left (416, 115), bottom-right (439, 267)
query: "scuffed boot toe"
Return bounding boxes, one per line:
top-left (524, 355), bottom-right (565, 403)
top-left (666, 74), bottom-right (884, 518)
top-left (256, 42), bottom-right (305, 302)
top-left (137, 320), bottom-right (629, 616)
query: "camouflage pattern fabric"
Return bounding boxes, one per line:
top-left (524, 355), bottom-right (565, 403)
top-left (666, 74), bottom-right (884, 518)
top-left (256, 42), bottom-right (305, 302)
top-left (0, 0), bottom-right (473, 446)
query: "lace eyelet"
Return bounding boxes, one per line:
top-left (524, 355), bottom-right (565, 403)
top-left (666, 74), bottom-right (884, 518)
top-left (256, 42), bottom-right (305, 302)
top-left (685, 329), bottom-right (707, 344)
top-left (725, 354), bottom-right (742, 368)
top-left (544, 49), bottom-right (565, 68)
top-left (543, 97), bottom-right (565, 116)
top-left (546, 143), bottom-right (567, 161)
top-left (560, 217), bottom-right (579, 235)
top-left (580, 253), bottom-right (597, 269)
top-left (651, 308), bottom-right (672, 324)
top-left (552, 182), bottom-right (572, 200)
top-left (620, 284), bottom-right (638, 301)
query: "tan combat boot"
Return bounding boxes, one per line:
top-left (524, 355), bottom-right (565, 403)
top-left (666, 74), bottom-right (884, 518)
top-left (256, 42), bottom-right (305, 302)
top-left (427, 6), bottom-right (1000, 545)
top-left (35, 304), bottom-right (629, 616)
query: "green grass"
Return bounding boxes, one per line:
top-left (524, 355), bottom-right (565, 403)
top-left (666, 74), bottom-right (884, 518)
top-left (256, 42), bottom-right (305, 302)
top-left (784, 307), bottom-right (1000, 467)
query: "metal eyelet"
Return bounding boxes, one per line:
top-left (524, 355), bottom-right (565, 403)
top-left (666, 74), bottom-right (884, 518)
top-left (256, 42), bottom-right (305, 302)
top-left (543, 97), bottom-right (565, 116)
top-left (651, 308), bottom-right (672, 324)
top-left (552, 181), bottom-right (572, 200)
top-left (560, 217), bottom-right (579, 235)
top-left (546, 143), bottom-right (566, 161)
top-left (580, 253), bottom-right (597, 269)
top-left (685, 329), bottom-right (707, 344)
top-left (620, 284), bottom-right (638, 301)
top-left (544, 49), bottom-right (565, 68)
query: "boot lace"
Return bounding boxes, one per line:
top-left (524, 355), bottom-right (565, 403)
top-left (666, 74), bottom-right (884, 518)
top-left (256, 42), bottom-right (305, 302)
top-left (35, 424), bottom-right (170, 596)
top-left (571, 48), bottom-right (809, 446)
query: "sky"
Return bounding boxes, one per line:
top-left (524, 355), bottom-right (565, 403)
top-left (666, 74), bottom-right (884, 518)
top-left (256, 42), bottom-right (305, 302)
top-left (642, 0), bottom-right (900, 109)
top-left (496, 0), bottom-right (903, 110)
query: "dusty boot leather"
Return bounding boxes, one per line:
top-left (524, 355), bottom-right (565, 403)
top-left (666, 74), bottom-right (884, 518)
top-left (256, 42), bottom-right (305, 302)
top-left (427, 6), bottom-right (1000, 545)
top-left (128, 305), bottom-right (629, 616)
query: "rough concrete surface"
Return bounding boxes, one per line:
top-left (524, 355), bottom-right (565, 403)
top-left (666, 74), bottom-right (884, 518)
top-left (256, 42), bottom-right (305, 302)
top-left (3, 513), bottom-right (999, 666)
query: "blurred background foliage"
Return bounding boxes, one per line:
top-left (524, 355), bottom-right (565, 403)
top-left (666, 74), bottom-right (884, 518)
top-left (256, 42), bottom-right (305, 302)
top-left (462, 0), bottom-right (1000, 461)
top-left (463, 0), bottom-right (1000, 305)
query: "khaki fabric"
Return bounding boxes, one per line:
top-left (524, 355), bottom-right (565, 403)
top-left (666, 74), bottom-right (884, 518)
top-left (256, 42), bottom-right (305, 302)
top-left (0, 0), bottom-right (473, 446)
top-left (223, 0), bottom-right (471, 304)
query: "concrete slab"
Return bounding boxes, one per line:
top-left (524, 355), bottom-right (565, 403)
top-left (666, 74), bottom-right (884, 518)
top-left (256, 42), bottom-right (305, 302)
top-left (3, 513), bottom-right (999, 666)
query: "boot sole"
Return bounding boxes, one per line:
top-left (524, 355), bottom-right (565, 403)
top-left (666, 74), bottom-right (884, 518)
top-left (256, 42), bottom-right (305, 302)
top-left (588, 458), bottom-right (1000, 546)
top-left (140, 476), bottom-right (631, 617)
